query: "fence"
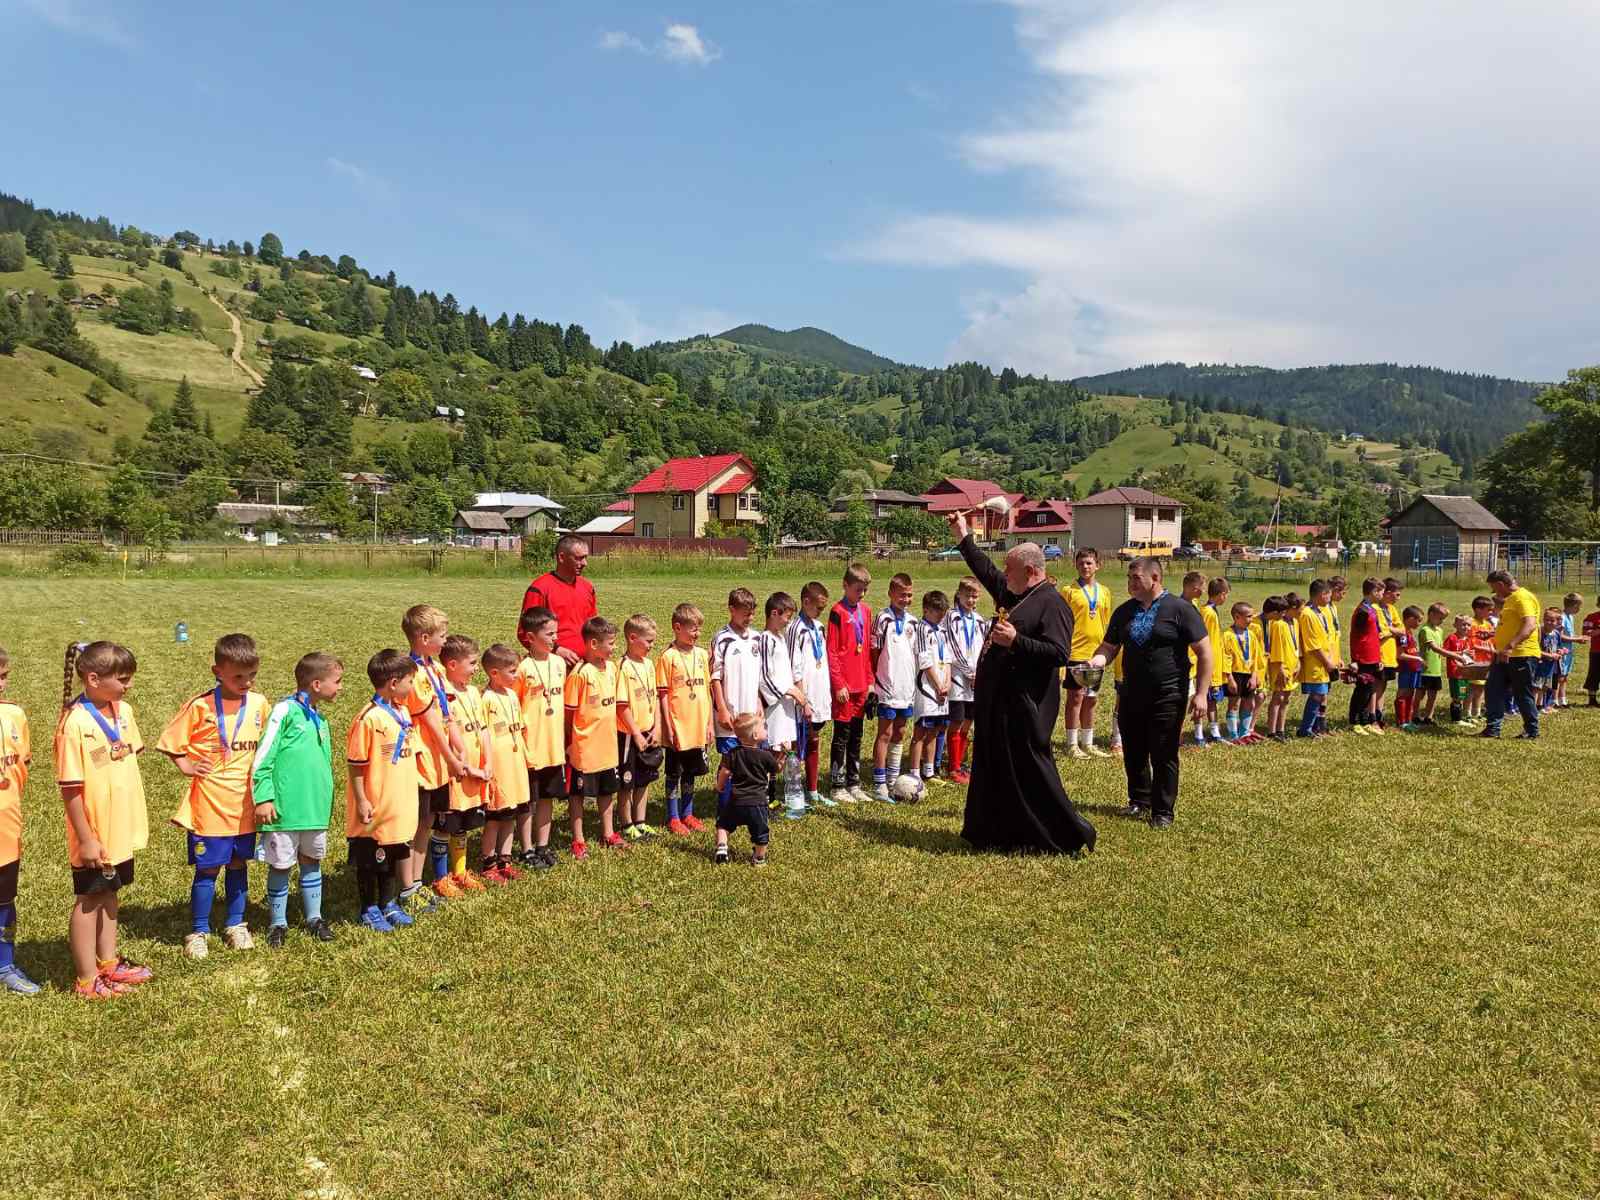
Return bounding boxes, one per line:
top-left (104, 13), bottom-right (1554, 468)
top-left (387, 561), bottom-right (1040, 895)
top-left (584, 534), bottom-right (750, 558)
top-left (0, 540), bottom-right (532, 578)
top-left (0, 527), bottom-right (104, 545)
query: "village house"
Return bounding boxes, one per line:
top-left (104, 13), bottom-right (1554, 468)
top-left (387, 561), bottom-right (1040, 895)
top-left (628, 454), bottom-right (762, 539)
top-left (214, 503), bottom-right (332, 542)
top-left (1383, 494), bottom-right (1509, 570)
top-left (467, 492), bottom-right (564, 536)
top-left (919, 478), bottom-right (1024, 542)
top-left (1069, 487), bottom-right (1185, 557)
top-left (1003, 499), bottom-right (1074, 551)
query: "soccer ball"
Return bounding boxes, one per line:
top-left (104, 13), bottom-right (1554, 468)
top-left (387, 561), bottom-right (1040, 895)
top-left (891, 774), bottom-right (923, 804)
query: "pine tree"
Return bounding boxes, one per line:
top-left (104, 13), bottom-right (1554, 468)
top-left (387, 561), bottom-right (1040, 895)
top-left (53, 250), bottom-right (74, 279)
top-left (257, 232), bottom-right (284, 265)
top-left (382, 299), bottom-right (406, 348)
top-left (0, 296), bottom-right (20, 355)
top-left (172, 376), bottom-right (200, 431)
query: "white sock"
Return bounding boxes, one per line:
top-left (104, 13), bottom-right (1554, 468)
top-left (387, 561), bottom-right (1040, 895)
top-left (921, 762), bottom-right (934, 780)
top-left (1210, 721), bottom-right (1222, 739)
top-left (1064, 726), bottom-right (1078, 748)
top-left (886, 743), bottom-right (902, 780)
top-left (1081, 728), bottom-right (1095, 749)
top-left (1194, 725), bottom-right (1206, 742)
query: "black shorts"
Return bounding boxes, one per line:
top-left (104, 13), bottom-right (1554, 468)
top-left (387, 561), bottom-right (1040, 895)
top-left (665, 746), bottom-right (708, 778)
top-left (422, 784), bottom-right (451, 815)
top-left (1061, 661), bottom-right (1099, 694)
top-left (1381, 666), bottom-right (1398, 681)
top-left (1230, 672), bottom-right (1257, 696)
top-left (432, 807), bottom-right (487, 835)
top-left (1419, 674), bottom-right (1442, 692)
top-left (347, 837), bottom-right (408, 871)
top-left (617, 735), bottom-right (662, 787)
top-left (946, 699), bottom-right (973, 723)
top-left (570, 767), bottom-right (620, 799)
top-left (0, 858), bottom-right (16, 905)
top-left (528, 765), bottom-right (568, 801)
top-left (72, 858), bottom-right (134, 896)
top-left (716, 802), bottom-right (771, 846)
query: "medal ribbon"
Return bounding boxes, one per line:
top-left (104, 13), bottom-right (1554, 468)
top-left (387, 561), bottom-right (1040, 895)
top-left (804, 616), bottom-right (824, 665)
top-left (1234, 627), bottom-right (1251, 664)
top-left (78, 695), bottom-right (123, 748)
top-left (212, 685), bottom-right (249, 757)
top-left (411, 654), bottom-right (450, 719)
top-left (961, 611), bottom-right (977, 651)
top-left (372, 695), bottom-right (412, 763)
top-left (1078, 581), bottom-right (1099, 616)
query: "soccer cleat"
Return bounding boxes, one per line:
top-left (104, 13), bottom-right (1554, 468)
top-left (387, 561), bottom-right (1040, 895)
top-left (75, 975), bottom-right (124, 1000)
top-left (499, 861), bottom-right (525, 880)
top-left (1067, 745), bottom-right (1089, 760)
top-left (454, 871), bottom-right (487, 893)
top-left (403, 887), bottom-right (443, 916)
top-left (1086, 746), bottom-right (1111, 759)
top-left (0, 965), bottom-right (42, 995)
top-left (623, 824), bottom-right (646, 843)
top-left (849, 786), bottom-right (875, 804)
top-left (603, 831), bottom-right (630, 851)
top-left (102, 956), bottom-right (152, 986)
top-left (636, 823), bottom-right (660, 838)
top-left (183, 932), bottom-right (210, 960)
top-left (306, 918), bottom-right (336, 943)
top-left (682, 815), bottom-right (707, 833)
top-left (1110, 744), bottom-right (1123, 756)
top-left (360, 905), bottom-right (394, 933)
top-left (480, 864), bottom-right (510, 885)
top-left (431, 875), bottom-right (465, 900)
top-left (571, 840), bottom-right (589, 861)
top-left (752, 854), bottom-right (768, 868)
top-left (713, 846), bottom-right (730, 865)
top-left (381, 902), bottom-right (414, 928)
top-left (667, 818), bottom-right (690, 836)
top-left (875, 784), bottom-right (894, 804)
top-left (266, 925), bottom-right (288, 950)
top-left (529, 847), bottom-right (557, 871)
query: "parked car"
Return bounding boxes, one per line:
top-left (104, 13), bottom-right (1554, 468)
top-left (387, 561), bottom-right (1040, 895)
top-left (928, 546), bottom-right (965, 561)
top-left (1043, 544), bottom-right (1064, 560)
top-left (1260, 545), bottom-right (1309, 562)
top-left (1172, 544), bottom-right (1210, 560)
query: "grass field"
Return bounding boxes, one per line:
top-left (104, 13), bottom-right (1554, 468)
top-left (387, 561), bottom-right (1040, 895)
top-left (2, 570), bottom-right (1595, 1199)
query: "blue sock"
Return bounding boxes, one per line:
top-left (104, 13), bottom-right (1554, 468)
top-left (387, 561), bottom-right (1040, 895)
top-left (300, 864), bottom-right (323, 924)
top-left (224, 866), bottom-right (249, 929)
top-left (665, 791), bottom-right (680, 821)
top-left (191, 870), bottom-right (217, 933)
top-left (1226, 713), bottom-right (1238, 739)
top-left (429, 838), bottom-right (449, 881)
top-left (681, 784), bottom-right (695, 819)
top-left (0, 902), bottom-right (15, 970)
top-left (265, 867), bottom-right (291, 928)
top-left (874, 767), bottom-right (888, 786)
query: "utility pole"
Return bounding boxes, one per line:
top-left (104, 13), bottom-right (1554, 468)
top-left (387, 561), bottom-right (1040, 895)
top-left (372, 485), bottom-right (379, 544)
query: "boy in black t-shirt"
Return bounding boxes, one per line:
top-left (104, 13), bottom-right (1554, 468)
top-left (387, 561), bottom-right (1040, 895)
top-left (714, 711), bottom-right (777, 866)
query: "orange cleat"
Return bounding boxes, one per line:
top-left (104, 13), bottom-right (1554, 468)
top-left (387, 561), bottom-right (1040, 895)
top-left (76, 975), bottom-right (125, 1000)
top-left (431, 875), bottom-right (465, 900)
top-left (681, 815), bottom-right (706, 833)
top-left (101, 957), bottom-right (152, 987)
top-left (454, 871), bottom-right (487, 893)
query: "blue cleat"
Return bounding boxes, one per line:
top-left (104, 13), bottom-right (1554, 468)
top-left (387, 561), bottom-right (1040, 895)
top-left (360, 905), bottom-right (394, 933)
top-left (0, 965), bottom-right (42, 996)
top-left (381, 902), bottom-right (414, 928)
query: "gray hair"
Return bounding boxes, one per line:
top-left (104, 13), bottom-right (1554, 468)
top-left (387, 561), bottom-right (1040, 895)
top-left (1007, 542), bottom-right (1046, 573)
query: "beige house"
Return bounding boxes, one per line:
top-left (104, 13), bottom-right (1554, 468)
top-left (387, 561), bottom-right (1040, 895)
top-left (1070, 487), bottom-right (1184, 557)
top-left (628, 453), bottom-right (762, 539)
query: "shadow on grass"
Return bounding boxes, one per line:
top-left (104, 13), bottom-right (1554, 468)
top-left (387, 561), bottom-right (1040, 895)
top-left (117, 860), bottom-right (361, 946)
top-left (831, 809), bottom-right (975, 855)
top-left (1078, 801), bottom-right (1148, 822)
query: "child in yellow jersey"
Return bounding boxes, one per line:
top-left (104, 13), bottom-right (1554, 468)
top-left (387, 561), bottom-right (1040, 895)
top-left (1323, 576), bottom-right (1349, 734)
top-left (1200, 577), bottom-right (1230, 743)
top-left (565, 616), bottom-right (628, 857)
top-left (1179, 571), bottom-right (1214, 748)
top-left (400, 605), bottom-right (468, 915)
top-left (479, 644), bottom-right (531, 881)
top-left (434, 635), bottom-right (492, 898)
top-left (657, 603), bottom-right (712, 836)
top-left (1261, 596), bottom-right (1299, 741)
top-left (1221, 601), bottom-right (1265, 743)
top-left (157, 633), bottom-right (268, 960)
top-left (347, 650), bottom-right (421, 932)
top-left (1062, 547), bottom-right (1112, 758)
top-left (516, 606), bottom-right (568, 870)
top-left (1295, 579), bottom-right (1338, 739)
top-left (0, 646), bottom-right (38, 994)
top-left (618, 614), bottom-right (663, 841)
top-left (56, 641), bottom-right (152, 999)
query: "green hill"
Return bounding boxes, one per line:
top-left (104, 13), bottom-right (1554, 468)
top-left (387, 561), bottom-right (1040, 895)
top-left (712, 323), bottom-right (904, 374)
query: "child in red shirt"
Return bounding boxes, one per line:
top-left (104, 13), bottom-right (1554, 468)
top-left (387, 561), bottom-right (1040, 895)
top-left (1441, 615), bottom-right (1474, 725)
top-left (1582, 597), bottom-right (1600, 707)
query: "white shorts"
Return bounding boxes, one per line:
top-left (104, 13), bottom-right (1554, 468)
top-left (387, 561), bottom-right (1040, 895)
top-left (765, 698), bottom-right (798, 748)
top-left (260, 830), bottom-right (327, 869)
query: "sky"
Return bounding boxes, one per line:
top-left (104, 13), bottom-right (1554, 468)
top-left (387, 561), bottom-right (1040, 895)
top-left (5, 0), bottom-right (1598, 381)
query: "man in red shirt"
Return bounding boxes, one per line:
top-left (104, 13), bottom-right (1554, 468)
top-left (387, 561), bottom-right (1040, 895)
top-left (520, 535), bottom-right (597, 667)
top-left (1583, 598), bottom-right (1600, 706)
top-left (826, 561), bottom-right (874, 802)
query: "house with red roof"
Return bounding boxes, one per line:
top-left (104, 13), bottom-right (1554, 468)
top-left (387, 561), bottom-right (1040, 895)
top-left (920, 477), bottom-right (1024, 541)
top-left (1003, 499), bottom-right (1074, 551)
top-left (1070, 486), bottom-right (1185, 557)
top-left (627, 453), bottom-right (762, 539)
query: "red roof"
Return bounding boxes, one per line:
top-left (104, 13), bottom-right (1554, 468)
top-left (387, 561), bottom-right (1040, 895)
top-left (711, 469), bottom-right (756, 496)
top-left (1010, 499), bottom-right (1074, 533)
top-left (628, 454), bottom-right (755, 496)
top-left (1075, 486), bottom-right (1184, 508)
top-left (1254, 523), bottom-right (1324, 537)
top-left (605, 498), bottom-right (634, 513)
top-left (922, 477), bottom-right (1025, 515)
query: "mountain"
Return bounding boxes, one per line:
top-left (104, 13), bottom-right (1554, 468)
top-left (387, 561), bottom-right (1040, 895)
top-left (712, 324), bottom-right (905, 374)
top-left (1072, 362), bottom-right (1544, 464)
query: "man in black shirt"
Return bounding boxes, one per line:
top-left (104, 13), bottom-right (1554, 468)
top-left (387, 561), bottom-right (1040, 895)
top-left (1090, 557), bottom-right (1212, 828)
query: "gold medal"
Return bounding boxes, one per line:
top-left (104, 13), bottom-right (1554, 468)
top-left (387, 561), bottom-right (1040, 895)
top-left (0, 777), bottom-right (10, 790)
top-left (109, 742), bottom-right (131, 761)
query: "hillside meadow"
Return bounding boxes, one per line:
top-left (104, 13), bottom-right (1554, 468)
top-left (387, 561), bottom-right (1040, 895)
top-left (1, 569), bottom-right (1594, 1199)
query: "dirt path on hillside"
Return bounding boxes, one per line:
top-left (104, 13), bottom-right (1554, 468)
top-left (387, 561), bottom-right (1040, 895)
top-left (208, 292), bottom-right (264, 388)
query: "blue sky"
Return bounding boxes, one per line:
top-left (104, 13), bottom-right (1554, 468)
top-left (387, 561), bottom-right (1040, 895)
top-left (7, 0), bottom-right (1600, 380)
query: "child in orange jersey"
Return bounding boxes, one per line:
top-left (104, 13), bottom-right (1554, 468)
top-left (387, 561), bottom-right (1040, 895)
top-left (480, 644), bottom-right (531, 882)
top-left (400, 605), bottom-right (468, 916)
top-left (516, 606), bottom-right (568, 870)
top-left (0, 646), bottom-right (38, 994)
top-left (656, 603), bottom-right (713, 836)
top-left (564, 616), bottom-right (628, 856)
top-left (158, 633), bottom-right (269, 959)
top-left (56, 641), bottom-right (153, 999)
top-left (617, 614), bottom-right (663, 841)
top-left (347, 650), bottom-right (421, 932)
top-left (434, 635), bottom-right (492, 897)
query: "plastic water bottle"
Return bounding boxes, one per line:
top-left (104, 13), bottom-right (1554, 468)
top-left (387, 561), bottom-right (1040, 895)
top-left (783, 752), bottom-right (807, 819)
top-left (175, 621), bottom-right (189, 644)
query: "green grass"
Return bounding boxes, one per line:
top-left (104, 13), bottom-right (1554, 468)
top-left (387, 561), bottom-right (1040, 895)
top-left (1, 572), bottom-right (1595, 1198)
top-left (77, 321), bottom-right (246, 391)
top-left (1066, 419), bottom-right (1283, 498)
top-left (0, 346), bottom-right (147, 455)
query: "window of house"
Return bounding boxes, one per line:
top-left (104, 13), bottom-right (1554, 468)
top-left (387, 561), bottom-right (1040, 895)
top-left (672, 494), bottom-right (686, 511)
top-left (1135, 507), bottom-right (1153, 522)
top-left (1046, 536), bottom-right (1059, 546)
top-left (641, 522), bottom-right (655, 538)
top-left (1158, 508), bottom-right (1176, 521)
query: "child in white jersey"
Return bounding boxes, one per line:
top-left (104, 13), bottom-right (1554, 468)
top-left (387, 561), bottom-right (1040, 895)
top-left (870, 573), bottom-right (918, 802)
top-left (907, 591), bottom-right (952, 795)
top-left (940, 577), bottom-right (986, 783)
top-left (786, 582), bottom-right (834, 807)
top-left (710, 588), bottom-right (761, 813)
top-left (756, 592), bottom-right (810, 817)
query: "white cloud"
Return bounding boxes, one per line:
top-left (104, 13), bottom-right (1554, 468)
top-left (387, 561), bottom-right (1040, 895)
top-left (325, 157), bottom-right (391, 199)
top-left (601, 297), bottom-right (739, 348)
top-left (16, 0), bottom-right (136, 49)
top-left (857, 0), bottom-right (1600, 380)
top-left (599, 21), bottom-right (720, 66)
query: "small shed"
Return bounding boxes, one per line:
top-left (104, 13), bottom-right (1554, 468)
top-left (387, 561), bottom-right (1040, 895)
top-left (453, 510), bottom-right (510, 538)
top-left (1384, 494), bottom-right (1509, 570)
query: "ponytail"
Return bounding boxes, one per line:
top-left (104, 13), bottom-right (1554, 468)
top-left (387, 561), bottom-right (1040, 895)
top-left (62, 642), bottom-right (86, 712)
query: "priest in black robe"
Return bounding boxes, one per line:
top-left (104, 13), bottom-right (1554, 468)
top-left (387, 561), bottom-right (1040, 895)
top-left (949, 512), bottom-right (1096, 855)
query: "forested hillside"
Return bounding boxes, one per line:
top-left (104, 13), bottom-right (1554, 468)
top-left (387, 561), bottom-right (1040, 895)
top-left (1073, 362), bottom-right (1542, 463)
top-left (0, 187), bottom-right (1550, 552)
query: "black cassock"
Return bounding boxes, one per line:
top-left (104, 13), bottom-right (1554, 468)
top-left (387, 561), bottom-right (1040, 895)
top-left (958, 535), bottom-right (1096, 855)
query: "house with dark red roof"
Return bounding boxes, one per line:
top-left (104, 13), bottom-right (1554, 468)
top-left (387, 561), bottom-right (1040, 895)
top-left (920, 477), bottom-right (1025, 540)
top-left (1070, 486), bottom-right (1185, 557)
top-left (627, 453), bottom-right (762, 539)
top-left (1003, 499), bottom-right (1074, 551)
